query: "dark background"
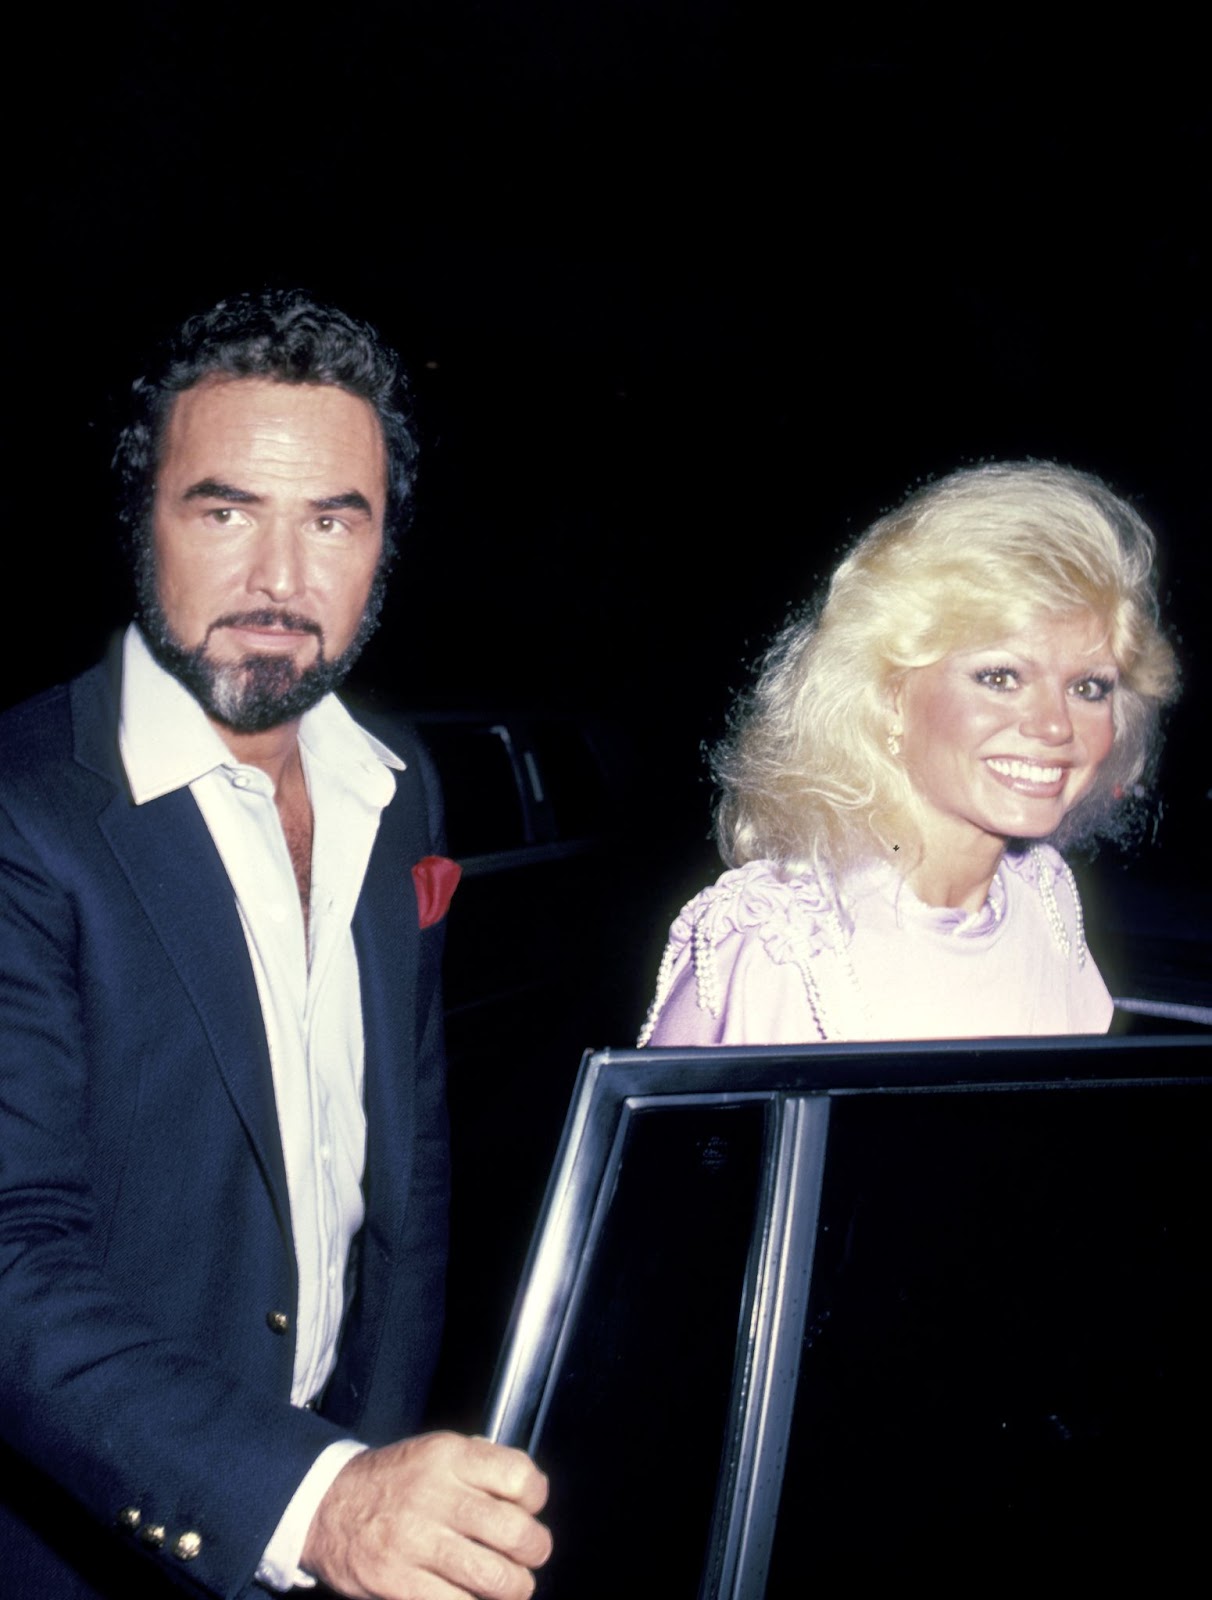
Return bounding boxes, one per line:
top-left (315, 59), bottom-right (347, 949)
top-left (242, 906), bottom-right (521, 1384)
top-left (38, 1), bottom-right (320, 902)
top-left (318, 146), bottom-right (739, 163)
top-left (11, 8), bottom-right (1207, 738)
top-left (12, 8), bottom-right (1209, 1023)
top-left (13, 8), bottom-right (1207, 949)
top-left (8, 0), bottom-right (1208, 1429)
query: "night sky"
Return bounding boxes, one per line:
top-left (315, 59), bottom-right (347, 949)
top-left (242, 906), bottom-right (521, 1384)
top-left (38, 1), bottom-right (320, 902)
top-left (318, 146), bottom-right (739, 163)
top-left (11, 9), bottom-right (1208, 865)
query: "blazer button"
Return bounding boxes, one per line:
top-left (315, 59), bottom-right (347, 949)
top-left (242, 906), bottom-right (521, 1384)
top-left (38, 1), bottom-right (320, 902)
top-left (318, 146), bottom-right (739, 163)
top-left (173, 1530), bottom-right (203, 1561)
top-left (116, 1505), bottom-right (141, 1532)
top-left (140, 1523), bottom-right (166, 1550)
top-left (266, 1310), bottom-right (290, 1334)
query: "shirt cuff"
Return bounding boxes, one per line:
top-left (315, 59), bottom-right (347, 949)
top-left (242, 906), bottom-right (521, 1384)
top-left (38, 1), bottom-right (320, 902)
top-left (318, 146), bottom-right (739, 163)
top-left (256, 1438), bottom-right (369, 1592)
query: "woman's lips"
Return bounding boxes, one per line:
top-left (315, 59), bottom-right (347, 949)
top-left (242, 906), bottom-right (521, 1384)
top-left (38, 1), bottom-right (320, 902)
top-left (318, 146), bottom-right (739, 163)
top-left (984, 756), bottom-right (1068, 796)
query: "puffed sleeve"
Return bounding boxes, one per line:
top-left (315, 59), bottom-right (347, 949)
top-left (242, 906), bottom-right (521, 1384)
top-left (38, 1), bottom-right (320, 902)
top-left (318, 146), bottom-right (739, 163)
top-left (644, 927), bottom-right (830, 1046)
top-left (640, 861), bottom-right (843, 1047)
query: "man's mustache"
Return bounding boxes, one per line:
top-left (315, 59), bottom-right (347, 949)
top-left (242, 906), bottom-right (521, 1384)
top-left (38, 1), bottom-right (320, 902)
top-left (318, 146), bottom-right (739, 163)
top-left (205, 610), bottom-right (325, 643)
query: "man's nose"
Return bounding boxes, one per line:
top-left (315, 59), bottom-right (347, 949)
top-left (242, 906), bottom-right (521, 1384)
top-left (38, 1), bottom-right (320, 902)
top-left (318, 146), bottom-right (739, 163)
top-left (1020, 682), bottom-right (1074, 744)
top-left (247, 520), bottom-right (305, 601)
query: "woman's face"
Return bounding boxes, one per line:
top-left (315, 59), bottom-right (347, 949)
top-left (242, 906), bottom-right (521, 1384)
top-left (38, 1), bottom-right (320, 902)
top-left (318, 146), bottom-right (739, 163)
top-left (895, 609), bottom-right (1119, 860)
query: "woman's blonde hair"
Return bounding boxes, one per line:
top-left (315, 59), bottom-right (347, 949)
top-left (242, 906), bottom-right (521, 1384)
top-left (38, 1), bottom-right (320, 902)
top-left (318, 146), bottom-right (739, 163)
top-left (714, 461), bottom-right (1179, 876)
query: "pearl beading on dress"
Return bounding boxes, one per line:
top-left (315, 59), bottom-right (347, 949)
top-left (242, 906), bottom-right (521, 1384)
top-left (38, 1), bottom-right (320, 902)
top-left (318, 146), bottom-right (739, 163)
top-left (639, 863), bottom-right (850, 1044)
top-left (1031, 845), bottom-right (1088, 967)
top-left (637, 932), bottom-right (682, 1046)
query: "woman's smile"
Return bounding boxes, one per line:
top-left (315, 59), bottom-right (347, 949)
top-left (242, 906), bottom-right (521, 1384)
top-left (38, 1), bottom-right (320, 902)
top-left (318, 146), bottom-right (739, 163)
top-left (895, 609), bottom-right (1118, 885)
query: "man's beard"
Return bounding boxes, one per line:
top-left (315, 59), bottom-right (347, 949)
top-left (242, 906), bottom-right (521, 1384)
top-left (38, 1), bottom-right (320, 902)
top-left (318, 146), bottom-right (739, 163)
top-left (135, 546), bottom-right (385, 734)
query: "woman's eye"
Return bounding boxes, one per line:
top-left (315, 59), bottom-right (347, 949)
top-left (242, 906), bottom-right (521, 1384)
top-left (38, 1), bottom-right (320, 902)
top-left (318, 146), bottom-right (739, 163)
top-left (1073, 676), bottom-right (1115, 702)
top-left (975, 667), bottom-right (1018, 691)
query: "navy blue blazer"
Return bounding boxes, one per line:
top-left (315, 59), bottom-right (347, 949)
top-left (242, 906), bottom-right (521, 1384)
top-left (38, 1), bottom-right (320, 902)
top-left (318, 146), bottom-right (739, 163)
top-left (0, 648), bottom-right (450, 1599)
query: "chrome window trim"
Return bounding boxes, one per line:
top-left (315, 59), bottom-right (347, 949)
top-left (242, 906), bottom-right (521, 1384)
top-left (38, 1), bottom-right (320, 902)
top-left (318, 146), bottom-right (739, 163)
top-left (485, 1066), bottom-right (774, 1443)
top-left (456, 838), bottom-right (597, 878)
top-left (709, 1094), bottom-right (831, 1600)
top-left (485, 1050), bottom-right (614, 1443)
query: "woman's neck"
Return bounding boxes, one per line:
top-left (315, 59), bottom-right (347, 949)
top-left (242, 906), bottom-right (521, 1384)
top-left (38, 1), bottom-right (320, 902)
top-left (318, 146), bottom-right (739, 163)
top-left (899, 832), bottom-right (1006, 914)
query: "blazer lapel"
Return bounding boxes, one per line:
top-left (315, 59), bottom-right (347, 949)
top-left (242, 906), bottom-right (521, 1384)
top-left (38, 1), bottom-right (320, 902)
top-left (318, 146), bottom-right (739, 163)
top-left (353, 783), bottom-right (421, 1284)
top-left (71, 663), bottom-right (292, 1238)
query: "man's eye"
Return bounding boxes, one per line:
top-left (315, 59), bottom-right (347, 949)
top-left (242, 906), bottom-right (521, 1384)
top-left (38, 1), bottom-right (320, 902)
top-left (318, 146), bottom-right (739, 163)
top-left (205, 507), bottom-right (248, 528)
top-left (974, 667), bottom-right (1018, 691)
top-left (310, 516), bottom-right (348, 535)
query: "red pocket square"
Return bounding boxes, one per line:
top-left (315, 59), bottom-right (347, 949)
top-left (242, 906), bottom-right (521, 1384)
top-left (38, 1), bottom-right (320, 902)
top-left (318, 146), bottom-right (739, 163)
top-left (412, 855), bottom-right (462, 929)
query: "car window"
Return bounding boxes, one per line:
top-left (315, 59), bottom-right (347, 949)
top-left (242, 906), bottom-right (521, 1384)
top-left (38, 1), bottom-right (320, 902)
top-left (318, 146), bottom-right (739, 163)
top-left (504, 1099), bottom-right (769, 1598)
top-left (525, 723), bottom-right (609, 839)
top-left (419, 723), bottom-right (527, 857)
top-left (766, 1080), bottom-right (1208, 1584)
top-left (488, 1039), bottom-right (1210, 1596)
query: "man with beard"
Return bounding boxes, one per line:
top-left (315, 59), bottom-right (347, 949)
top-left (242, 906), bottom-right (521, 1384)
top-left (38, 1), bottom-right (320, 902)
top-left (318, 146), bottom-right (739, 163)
top-left (0, 293), bottom-right (551, 1600)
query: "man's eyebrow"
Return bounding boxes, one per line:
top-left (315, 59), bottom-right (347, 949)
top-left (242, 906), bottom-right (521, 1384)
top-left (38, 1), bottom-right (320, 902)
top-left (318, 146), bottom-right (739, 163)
top-left (181, 478), bottom-right (260, 504)
top-left (177, 482), bottom-right (374, 515)
top-left (310, 491), bottom-right (374, 516)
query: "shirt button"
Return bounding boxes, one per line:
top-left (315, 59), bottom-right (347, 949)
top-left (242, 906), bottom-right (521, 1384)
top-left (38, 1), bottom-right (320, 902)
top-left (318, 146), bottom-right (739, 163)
top-left (141, 1524), bottom-right (166, 1550)
top-left (266, 1310), bottom-right (290, 1334)
top-left (116, 1506), bottom-right (142, 1532)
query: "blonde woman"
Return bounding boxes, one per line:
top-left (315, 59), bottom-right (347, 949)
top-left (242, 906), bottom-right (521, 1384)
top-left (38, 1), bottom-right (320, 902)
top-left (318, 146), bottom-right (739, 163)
top-left (641, 463), bottom-right (1178, 1046)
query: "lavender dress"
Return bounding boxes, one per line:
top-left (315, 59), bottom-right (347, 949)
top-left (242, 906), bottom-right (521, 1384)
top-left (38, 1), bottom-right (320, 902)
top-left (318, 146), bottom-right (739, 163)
top-left (640, 844), bottom-right (1112, 1046)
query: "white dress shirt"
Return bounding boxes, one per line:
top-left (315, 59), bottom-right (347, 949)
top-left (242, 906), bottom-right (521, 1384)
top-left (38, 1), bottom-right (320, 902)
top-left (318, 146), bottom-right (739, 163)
top-left (119, 625), bottom-right (403, 1588)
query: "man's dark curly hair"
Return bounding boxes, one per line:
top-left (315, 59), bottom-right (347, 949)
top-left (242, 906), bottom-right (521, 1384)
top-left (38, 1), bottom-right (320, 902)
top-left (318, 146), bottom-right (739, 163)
top-left (114, 288), bottom-right (418, 559)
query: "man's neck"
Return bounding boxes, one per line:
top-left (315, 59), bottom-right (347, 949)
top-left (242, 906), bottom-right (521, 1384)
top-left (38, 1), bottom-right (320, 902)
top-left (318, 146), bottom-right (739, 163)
top-left (211, 718), bottom-right (304, 790)
top-left (213, 715), bottom-right (314, 929)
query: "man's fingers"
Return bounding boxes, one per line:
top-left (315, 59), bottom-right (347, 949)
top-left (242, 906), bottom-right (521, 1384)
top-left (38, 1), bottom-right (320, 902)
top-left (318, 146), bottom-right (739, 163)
top-left (448, 1478), bottom-right (553, 1571)
top-left (462, 1436), bottom-right (551, 1517)
top-left (303, 1431), bottom-right (552, 1599)
top-left (426, 1522), bottom-right (541, 1600)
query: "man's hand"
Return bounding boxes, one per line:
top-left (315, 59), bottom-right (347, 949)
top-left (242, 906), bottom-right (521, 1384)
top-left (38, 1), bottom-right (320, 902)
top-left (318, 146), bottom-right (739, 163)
top-left (301, 1431), bottom-right (552, 1600)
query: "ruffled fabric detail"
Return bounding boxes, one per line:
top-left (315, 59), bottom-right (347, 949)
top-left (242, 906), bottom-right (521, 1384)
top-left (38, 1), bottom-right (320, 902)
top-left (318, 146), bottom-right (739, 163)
top-left (640, 861), bottom-right (851, 1043)
top-left (667, 862), bottom-right (842, 957)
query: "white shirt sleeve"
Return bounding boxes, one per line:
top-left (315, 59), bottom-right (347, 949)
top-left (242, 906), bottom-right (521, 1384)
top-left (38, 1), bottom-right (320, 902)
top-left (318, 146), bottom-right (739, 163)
top-left (256, 1438), bottom-right (369, 1592)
